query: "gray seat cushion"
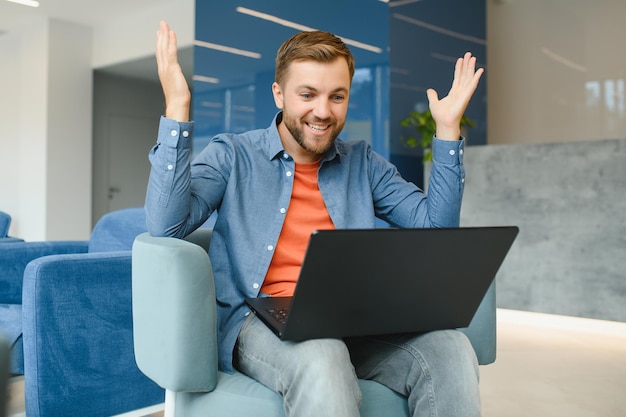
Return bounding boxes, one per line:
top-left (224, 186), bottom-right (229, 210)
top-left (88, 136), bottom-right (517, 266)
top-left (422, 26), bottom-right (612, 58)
top-left (175, 370), bottom-right (409, 417)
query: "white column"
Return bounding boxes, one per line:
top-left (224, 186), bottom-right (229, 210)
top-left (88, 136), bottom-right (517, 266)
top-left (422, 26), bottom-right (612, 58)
top-left (0, 17), bottom-right (93, 241)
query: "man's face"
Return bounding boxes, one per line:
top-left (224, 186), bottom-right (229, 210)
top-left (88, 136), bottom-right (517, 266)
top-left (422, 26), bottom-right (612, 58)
top-left (272, 58), bottom-right (351, 163)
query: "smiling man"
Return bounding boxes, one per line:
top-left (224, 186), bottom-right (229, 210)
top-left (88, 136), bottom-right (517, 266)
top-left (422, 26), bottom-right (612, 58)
top-left (146, 21), bottom-right (484, 417)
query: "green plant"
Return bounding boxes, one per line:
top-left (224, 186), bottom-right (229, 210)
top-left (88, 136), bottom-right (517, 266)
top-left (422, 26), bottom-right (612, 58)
top-left (400, 109), bottom-right (475, 163)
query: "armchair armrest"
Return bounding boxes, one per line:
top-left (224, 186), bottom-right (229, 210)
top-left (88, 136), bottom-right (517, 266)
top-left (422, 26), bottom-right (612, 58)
top-left (22, 251), bottom-right (163, 417)
top-left (0, 241), bottom-right (88, 304)
top-left (458, 281), bottom-right (496, 365)
top-left (132, 230), bottom-right (217, 393)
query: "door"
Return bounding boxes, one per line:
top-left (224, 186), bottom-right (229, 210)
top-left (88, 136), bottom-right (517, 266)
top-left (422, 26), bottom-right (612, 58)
top-left (107, 114), bottom-right (156, 212)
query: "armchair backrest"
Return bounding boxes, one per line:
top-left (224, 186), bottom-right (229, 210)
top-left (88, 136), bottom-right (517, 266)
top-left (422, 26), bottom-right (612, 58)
top-left (89, 207), bottom-right (148, 252)
top-left (0, 211), bottom-right (11, 238)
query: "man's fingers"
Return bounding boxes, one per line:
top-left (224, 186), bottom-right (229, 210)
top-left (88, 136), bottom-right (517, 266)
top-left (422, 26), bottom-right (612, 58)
top-left (448, 53), bottom-right (483, 103)
top-left (426, 88), bottom-right (439, 106)
top-left (156, 22), bottom-right (170, 69)
top-left (427, 52), bottom-right (483, 132)
top-left (454, 53), bottom-right (478, 87)
top-left (156, 21), bottom-right (180, 77)
top-left (471, 67), bottom-right (485, 89)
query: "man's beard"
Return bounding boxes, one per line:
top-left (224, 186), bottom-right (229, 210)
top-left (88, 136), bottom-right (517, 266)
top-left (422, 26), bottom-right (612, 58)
top-left (282, 110), bottom-right (343, 156)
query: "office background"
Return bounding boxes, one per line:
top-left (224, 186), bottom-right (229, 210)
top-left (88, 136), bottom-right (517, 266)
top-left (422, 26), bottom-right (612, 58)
top-left (0, 0), bottom-right (625, 323)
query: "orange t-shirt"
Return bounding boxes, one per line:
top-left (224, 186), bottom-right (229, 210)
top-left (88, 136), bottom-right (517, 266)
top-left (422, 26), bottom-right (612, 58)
top-left (261, 161), bottom-right (335, 296)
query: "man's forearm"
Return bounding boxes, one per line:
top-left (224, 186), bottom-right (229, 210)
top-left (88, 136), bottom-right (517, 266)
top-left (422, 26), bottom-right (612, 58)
top-left (145, 116), bottom-right (194, 238)
top-left (425, 137), bottom-right (465, 228)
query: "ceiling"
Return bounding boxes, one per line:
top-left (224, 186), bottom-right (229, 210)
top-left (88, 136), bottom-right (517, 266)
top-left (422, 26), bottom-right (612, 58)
top-left (0, 0), bottom-right (478, 88)
top-left (0, 0), bottom-right (166, 32)
top-left (0, 0), bottom-right (179, 82)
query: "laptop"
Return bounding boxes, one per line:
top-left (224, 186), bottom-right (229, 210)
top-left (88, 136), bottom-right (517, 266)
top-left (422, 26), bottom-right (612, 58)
top-left (245, 226), bottom-right (519, 341)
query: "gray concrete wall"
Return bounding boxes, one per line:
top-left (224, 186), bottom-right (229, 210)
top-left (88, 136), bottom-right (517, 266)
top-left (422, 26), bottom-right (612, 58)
top-left (460, 139), bottom-right (626, 322)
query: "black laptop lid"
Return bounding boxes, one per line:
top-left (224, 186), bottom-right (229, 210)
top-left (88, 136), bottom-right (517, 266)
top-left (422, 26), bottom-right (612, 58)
top-left (275, 226), bottom-right (519, 341)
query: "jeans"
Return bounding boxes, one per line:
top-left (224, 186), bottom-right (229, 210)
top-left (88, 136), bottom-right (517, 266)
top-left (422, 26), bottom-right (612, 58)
top-left (235, 313), bottom-right (481, 417)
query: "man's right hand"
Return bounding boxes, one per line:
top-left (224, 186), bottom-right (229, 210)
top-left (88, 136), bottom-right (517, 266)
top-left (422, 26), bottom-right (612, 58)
top-left (156, 21), bottom-right (191, 122)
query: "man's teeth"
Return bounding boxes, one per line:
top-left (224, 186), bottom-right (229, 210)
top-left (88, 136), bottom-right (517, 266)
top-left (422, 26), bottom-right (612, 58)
top-left (309, 124), bottom-right (326, 131)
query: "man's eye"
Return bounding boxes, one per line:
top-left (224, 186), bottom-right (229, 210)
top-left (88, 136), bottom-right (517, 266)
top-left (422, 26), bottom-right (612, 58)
top-left (301, 93), bottom-right (312, 99)
top-left (332, 95), bottom-right (345, 102)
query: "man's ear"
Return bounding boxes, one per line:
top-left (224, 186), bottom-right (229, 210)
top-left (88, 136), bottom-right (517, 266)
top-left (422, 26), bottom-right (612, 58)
top-left (272, 82), bottom-right (284, 109)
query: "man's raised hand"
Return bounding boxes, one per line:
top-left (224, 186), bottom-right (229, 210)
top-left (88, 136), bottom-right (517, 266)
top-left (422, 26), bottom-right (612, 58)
top-left (426, 52), bottom-right (484, 141)
top-left (156, 21), bottom-right (191, 122)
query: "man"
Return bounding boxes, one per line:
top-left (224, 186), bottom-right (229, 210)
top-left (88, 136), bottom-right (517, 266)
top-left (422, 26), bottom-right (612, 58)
top-left (147, 20), bottom-right (484, 417)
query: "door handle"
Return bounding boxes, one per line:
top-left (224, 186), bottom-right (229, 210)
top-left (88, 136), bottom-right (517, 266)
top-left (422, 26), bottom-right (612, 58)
top-left (108, 187), bottom-right (121, 199)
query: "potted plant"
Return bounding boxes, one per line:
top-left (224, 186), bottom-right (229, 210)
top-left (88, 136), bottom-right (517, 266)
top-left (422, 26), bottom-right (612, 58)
top-left (400, 109), bottom-right (475, 163)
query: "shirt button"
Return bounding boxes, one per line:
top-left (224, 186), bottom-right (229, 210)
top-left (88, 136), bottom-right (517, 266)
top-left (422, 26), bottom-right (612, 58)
top-left (244, 311), bottom-right (250, 317)
top-left (182, 130), bottom-right (189, 138)
top-left (459, 149), bottom-right (464, 155)
top-left (280, 208), bottom-right (286, 214)
top-left (170, 130), bottom-right (177, 137)
top-left (449, 149), bottom-right (456, 156)
top-left (267, 245), bottom-right (274, 251)
top-left (252, 283), bottom-right (260, 289)
top-left (167, 164), bottom-right (174, 170)
top-left (286, 171), bottom-right (293, 177)
top-left (283, 153), bottom-right (289, 159)
top-left (461, 178), bottom-right (465, 183)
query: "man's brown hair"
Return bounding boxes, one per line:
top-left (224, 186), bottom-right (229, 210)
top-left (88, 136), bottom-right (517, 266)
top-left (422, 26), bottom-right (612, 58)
top-left (275, 30), bottom-right (355, 86)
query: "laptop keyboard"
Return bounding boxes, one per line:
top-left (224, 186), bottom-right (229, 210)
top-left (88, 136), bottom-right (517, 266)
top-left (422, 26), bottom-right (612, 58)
top-left (267, 307), bottom-right (288, 324)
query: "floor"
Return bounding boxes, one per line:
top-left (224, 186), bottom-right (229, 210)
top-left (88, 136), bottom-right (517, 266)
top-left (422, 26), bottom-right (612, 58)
top-left (7, 309), bottom-right (626, 417)
top-left (481, 309), bottom-right (626, 416)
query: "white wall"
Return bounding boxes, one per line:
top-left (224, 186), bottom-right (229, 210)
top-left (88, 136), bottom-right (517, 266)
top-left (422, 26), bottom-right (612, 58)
top-left (0, 30), bottom-right (22, 236)
top-left (46, 19), bottom-right (94, 240)
top-left (92, 0), bottom-right (195, 69)
top-left (0, 17), bottom-right (92, 241)
top-left (487, 0), bottom-right (626, 145)
top-left (0, 0), bottom-right (193, 241)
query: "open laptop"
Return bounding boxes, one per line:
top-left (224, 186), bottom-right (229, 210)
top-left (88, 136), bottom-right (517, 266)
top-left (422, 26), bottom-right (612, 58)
top-left (246, 226), bottom-right (519, 341)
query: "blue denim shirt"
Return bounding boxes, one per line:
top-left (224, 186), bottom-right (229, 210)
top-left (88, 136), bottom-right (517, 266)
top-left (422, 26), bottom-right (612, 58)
top-left (146, 112), bottom-right (466, 372)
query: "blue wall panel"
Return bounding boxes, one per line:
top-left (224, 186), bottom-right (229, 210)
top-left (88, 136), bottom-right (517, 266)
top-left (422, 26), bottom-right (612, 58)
top-left (390, 0), bottom-right (486, 186)
top-left (193, 0), bottom-right (389, 159)
top-left (193, 0), bottom-right (485, 189)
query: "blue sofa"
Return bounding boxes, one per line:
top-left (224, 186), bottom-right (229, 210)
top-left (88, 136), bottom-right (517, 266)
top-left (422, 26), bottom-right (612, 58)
top-left (0, 211), bottom-right (10, 238)
top-left (0, 207), bottom-right (164, 417)
top-left (0, 211), bottom-right (22, 243)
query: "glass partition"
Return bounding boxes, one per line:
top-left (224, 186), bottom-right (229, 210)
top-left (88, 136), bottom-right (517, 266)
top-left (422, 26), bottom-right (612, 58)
top-left (193, 0), bottom-right (486, 187)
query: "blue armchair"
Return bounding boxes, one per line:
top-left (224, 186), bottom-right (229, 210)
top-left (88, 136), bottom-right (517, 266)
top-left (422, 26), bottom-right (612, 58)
top-left (0, 207), bottom-right (164, 417)
top-left (132, 230), bottom-right (496, 417)
top-left (0, 241), bottom-right (87, 375)
top-left (0, 211), bottom-right (22, 243)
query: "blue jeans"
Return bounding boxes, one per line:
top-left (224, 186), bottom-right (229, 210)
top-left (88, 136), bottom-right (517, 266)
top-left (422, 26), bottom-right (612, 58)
top-left (235, 313), bottom-right (481, 417)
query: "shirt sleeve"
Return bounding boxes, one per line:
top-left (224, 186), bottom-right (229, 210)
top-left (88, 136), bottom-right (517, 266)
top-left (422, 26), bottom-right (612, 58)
top-left (431, 136), bottom-right (465, 167)
top-left (145, 116), bottom-right (195, 237)
top-left (426, 136), bottom-right (466, 227)
top-left (369, 136), bottom-right (465, 229)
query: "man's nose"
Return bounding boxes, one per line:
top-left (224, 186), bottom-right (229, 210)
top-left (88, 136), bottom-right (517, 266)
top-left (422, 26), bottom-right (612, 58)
top-left (312, 98), bottom-right (331, 120)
